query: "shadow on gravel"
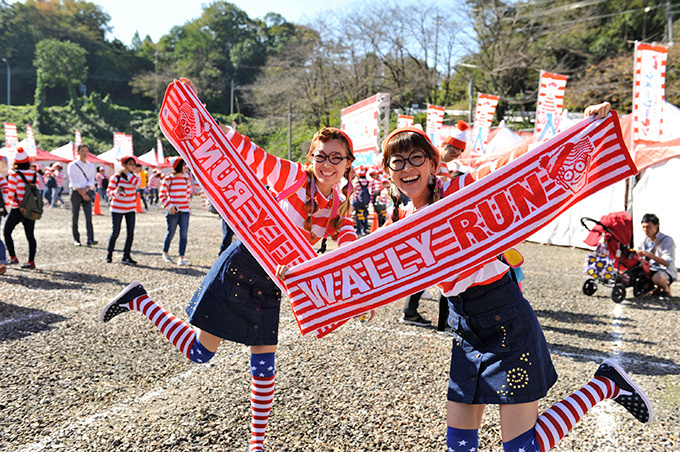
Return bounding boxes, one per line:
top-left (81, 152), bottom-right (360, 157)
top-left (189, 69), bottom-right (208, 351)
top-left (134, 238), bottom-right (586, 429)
top-left (535, 309), bottom-right (620, 326)
top-left (542, 324), bottom-right (656, 347)
top-left (548, 342), bottom-right (680, 376)
top-left (0, 301), bottom-right (68, 342)
top-left (4, 269), bottom-right (121, 290)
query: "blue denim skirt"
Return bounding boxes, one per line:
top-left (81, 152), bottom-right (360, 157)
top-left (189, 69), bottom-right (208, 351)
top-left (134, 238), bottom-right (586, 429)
top-left (446, 273), bottom-right (557, 404)
top-left (186, 240), bottom-right (282, 346)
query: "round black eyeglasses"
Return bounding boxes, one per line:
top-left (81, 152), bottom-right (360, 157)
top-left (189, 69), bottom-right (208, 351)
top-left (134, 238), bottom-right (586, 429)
top-left (387, 150), bottom-right (427, 171)
top-left (312, 153), bottom-right (349, 165)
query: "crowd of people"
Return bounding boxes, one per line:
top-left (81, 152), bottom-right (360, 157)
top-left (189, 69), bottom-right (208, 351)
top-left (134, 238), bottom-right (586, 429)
top-left (0, 146), bottom-right (198, 270)
top-left (0, 86), bottom-right (671, 451)
top-left (95, 80), bottom-right (659, 452)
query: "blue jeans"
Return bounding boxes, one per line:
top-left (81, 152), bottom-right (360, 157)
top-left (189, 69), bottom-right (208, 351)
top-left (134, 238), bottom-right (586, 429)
top-left (0, 216), bottom-right (6, 265)
top-left (107, 211), bottom-right (136, 258)
top-left (163, 210), bottom-right (190, 256)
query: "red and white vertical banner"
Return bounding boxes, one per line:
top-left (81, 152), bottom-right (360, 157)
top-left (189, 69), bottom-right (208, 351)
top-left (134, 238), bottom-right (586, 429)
top-left (156, 138), bottom-right (164, 164)
top-left (24, 124), bottom-right (37, 157)
top-left (113, 132), bottom-right (127, 160)
top-left (4, 123), bottom-right (18, 149)
top-left (75, 129), bottom-right (82, 148)
top-left (470, 93), bottom-right (500, 156)
top-left (397, 115), bottom-right (414, 128)
top-left (126, 134), bottom-right (134, 154)
top-left (158, 81), bottom-right (345, 338)
top-left (285, 112), bottom-right (636, 336)
top-left (534, 71), bottom-right (568, 143)
top-left (425, 104), bottom-right (446, 143)
top-left (632, 41), bottom-right (668, 149)
top-left (340, 93), bottom-right (391, 167)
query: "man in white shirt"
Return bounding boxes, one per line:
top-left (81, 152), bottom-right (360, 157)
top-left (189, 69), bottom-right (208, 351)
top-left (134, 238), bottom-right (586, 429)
top-left (68, 144), bottom-right (98, 246)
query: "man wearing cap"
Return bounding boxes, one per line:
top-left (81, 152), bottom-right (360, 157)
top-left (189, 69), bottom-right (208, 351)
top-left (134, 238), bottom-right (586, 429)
top-left (68, 144), bottom-right (98, 246)
top-left (440, 120), bottom-right (469, 163)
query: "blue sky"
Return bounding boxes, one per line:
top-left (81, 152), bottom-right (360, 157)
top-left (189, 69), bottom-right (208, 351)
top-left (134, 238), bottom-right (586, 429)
top-left (89, 0), bottom-right (380, 45)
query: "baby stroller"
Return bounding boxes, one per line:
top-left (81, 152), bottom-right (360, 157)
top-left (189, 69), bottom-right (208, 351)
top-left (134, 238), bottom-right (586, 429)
top-left (580, 212), bottom-right (651, 303)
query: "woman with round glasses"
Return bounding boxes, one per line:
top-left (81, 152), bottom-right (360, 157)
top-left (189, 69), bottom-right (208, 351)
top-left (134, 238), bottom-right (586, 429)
top-left (381, 105), bottom-right (652, 452)
top-left (101, 78), bottom-right (357, 452)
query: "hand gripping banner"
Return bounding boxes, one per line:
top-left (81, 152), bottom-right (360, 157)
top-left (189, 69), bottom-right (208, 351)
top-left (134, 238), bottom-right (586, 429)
top-left (158, 80), bottom-right (348, 338)
top-left (284, 113), bottom-right (637, 336)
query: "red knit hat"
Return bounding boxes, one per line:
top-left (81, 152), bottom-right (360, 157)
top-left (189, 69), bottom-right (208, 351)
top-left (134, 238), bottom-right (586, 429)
top-left (171, 157), bottom-right (184, 171)
top-left (14, 147), bottom-right (29, 164)
top-left (442, 120), bottom-right (469, 150)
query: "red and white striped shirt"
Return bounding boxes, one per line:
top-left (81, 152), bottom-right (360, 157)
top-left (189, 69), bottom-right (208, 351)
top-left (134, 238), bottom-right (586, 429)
top-left (403, 171), bottom-right (509, 297)
top-left (148, 173), bottom-right (161, 189)
top-left (107, 171), bottom-right (141, 213)
top-left (159, 173), bottom-right (191, 212)
top-left (226, 128), bottom-right (356, 247)
top-left (0, 173), bottom-right (8, 204)
top-left (7, 169), bottom-right (37, 209)
top-left (36, 173), bottom-right (45, 190)
top-left (54, 170), bottom-right (66, 188)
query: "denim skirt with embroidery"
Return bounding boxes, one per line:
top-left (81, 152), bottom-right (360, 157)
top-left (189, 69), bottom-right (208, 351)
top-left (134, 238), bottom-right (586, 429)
top-left (186, 240), bottom-right (282, 346)
top-left (446, 273), bottom-right (557, 404)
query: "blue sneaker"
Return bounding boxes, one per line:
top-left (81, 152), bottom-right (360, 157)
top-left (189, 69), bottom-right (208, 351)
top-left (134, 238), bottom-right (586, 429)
top-left (100, 282), bottom-right (146, 323)
top-left (594, 359), bottom-right (653, 423)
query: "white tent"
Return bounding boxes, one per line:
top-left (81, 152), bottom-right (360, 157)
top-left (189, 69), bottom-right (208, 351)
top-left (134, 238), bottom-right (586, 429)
top-left (51, 141), bottom-right (76, 160)
top-left (483, 120), bottom-right (524, 155)
top-left (138, 148), bottom-right (161, 167)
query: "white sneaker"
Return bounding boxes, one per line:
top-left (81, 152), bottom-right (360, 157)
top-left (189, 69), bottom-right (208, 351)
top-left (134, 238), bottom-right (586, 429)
top-left (177, 257), bottom-right (191, 266)
top-left (162, 253), bottom-right (174, 263)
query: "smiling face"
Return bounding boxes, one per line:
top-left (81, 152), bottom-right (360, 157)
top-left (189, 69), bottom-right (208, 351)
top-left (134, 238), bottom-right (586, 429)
top-left (309, 139), bottom-right (352, 196)
top-left (382, 131), bottom-right (439, 210)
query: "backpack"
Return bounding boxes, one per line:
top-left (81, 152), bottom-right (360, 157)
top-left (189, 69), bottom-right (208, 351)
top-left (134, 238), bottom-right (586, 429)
top-left (46, 175), bottom-right (57, 189)
top-left (17, 171), bottom-right (44, 220)
top-left (356, 180), bottom-right (371, 206)
top-left (101, 176), bottom-right (109, 190)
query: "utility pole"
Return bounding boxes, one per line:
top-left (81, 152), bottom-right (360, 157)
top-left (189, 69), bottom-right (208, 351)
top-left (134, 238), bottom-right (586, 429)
top-left (230, 80), bottom-right (234, 116)
top-left (467, 78), bottom-right (473, 124)
top-left (667, 0), bottom-right (674, 44)
top-left (288, 102), bottom-right (292, 161)
top-left (1, 58), bottom-right (10, 105)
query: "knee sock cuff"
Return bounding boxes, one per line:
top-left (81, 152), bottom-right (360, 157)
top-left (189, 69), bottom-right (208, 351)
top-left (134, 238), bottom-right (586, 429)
top-left (503, 427), bottom-right (537, 452)
top-left (250, 352), bottom-right (275, 378)
top-left (188, 337), bottom-right (215, 364)
top-left (446, 426), bottom-right (479, 451)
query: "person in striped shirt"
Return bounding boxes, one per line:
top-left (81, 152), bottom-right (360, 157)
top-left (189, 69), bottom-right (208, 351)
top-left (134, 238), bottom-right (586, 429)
top-left (105, 156), bottom-right (141, 265)
top-left (50, 163), bottom-right (65, 208)
top-left (159, 157), bottom-right (192, 266)
top-left (381, 102), bottom-right (652, 452)
top-left (0, 172), bottom-right (8, 275)
top-left (147, 169), bottom-right (161, 206)
top-left (101, 79), bottom-right (357, 451)
top-left (3, 148), bottom-right (38, 269)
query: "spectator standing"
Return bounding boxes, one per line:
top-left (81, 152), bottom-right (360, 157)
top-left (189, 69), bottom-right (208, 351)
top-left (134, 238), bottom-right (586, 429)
top-left (3, 148), bottom-right (38, 269)
top-left (135, 164), bottom-right (149, 211)
top-left (352, 167), bottom-right (372, 236)
top-left (159, 158), bottom-right (192, 266)
top-left (106, 156), bottom-right (141, 265)
top-left (96, 166), bottom-right (109, 204)
top-left (0, 172), bottom-right (8, 275)
top-left (44, 167), bottom-right (55, 207)
top-left (147, 169), bottom-right (161, 206)
top-left (68, 144), bottom-right (98, 247)
top-left (50, 163), bottom-right (65, 207)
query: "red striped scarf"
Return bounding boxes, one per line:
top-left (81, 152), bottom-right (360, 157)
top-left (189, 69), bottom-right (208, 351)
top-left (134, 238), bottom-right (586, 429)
top-left (284, 113), bottom-right (637, 336)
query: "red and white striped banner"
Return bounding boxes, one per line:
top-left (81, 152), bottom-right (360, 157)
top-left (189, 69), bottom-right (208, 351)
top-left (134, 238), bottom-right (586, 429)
top-left (285, 113), bottom-right (636, 336)
top-left (25, 124), bottom-right (36, 157)
top-left (397, 115), bottom-right (414, 128)
top-left (426, 104), bottom-right (446, 142)
top-left (75, 129), bottom-right (82, 152)
top-left (534, 71), bottom-right (568, 143)
top-left (4, 123), bottom-right (18, 148)
top-left (157, 138), bottom-right (164, 163)
top-left (470, 93), bottom-right (500, 156)
top-left (340, 93), bottom-right (390, 167)
top-left (158, 81), bottom-right (346, 338)
top-left (632, 41), bottom-right (668, 149)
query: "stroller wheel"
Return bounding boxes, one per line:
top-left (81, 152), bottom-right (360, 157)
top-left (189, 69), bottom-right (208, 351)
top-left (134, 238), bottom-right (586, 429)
top-left (611, 284), bottom-right (626, 303)
top-left (632, 277), bottom-right (648, 298)
top-left (583, 279), bottom-right (598, 296)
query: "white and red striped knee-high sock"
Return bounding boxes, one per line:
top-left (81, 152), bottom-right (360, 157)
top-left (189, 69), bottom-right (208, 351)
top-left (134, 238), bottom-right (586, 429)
top-left (129, 294), bottom-right (196, 360)
top-left (533, 376), bottom-right (620, 451)
top-left (248, 353), bottom-right (276, 452)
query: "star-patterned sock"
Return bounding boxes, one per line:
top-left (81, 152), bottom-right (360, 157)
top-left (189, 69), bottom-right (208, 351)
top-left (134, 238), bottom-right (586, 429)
top-left (503, 376), bottom-right (621, 452)
top-left (129, 293), bottom-right (196, 360)
top-left (249, 353), bottom-right (275, 452)
top-left (188, 337), bottom-right (215, 364)
top-left (446, 426), bottom-right (478, 452)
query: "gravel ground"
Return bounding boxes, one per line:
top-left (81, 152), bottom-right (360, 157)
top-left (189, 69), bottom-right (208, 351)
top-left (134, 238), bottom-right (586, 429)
top-left (1, 199), bottom-right (679, 451)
